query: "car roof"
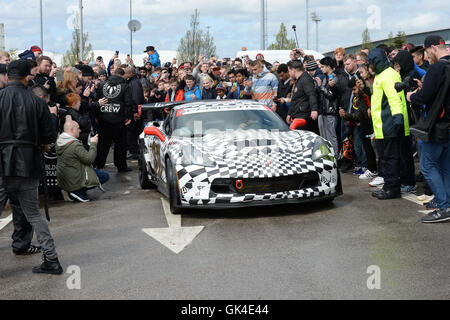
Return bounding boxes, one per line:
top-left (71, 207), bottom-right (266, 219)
top-left (172, 100), bottom-right (268, 112)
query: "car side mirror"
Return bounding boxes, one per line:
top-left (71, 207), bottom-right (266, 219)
top-left (144, 127), bottom-right (166, 142)
top-left (290, 118), bottom-right (307, 130)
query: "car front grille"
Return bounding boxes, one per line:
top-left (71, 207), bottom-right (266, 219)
top-left (211, 173), bottom-right (320, 195)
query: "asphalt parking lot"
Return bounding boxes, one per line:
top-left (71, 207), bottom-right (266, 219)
top-left (0, 160), bottom-right (449, 300)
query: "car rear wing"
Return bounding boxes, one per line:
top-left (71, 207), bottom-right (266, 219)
top-left (138, 101), bottom-right (187, 119)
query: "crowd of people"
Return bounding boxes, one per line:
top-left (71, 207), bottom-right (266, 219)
top-left (0, 34), bottom-right (449, 274)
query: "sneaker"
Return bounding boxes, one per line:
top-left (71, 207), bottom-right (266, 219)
top-left (353, 167), bottom-right (363, 175)
top-left (369, 176), bottom-right (385, 187)
top-left (32, 256), bottom-right (63, 275)
top-left (69, 190), bottom-right (90, 203)
top-left (13, 245), bottom-right (42, 255)
top-left (400, 184), bottom-right (418, 194)
top-left (424, 199), bottom-right (438, 210)
top-left (359, 170), bottom-right (378, 180)
top-left (421, 208), bottom-right (450, 223)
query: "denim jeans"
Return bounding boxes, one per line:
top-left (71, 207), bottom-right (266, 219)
top-left (353, 126), bottom-right (367, 168)
top-left (94, 169), bottom-right (110, 185)
top-left (420, 133), bottom-right (450, 210)
top-left (4, 177), bottom-right (58, 259)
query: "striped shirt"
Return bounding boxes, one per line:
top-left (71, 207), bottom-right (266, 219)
top-left (250, 71), bottom-right (278, 107)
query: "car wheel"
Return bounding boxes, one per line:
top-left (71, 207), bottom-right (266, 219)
top-left (165, 158), bottom-right (183, 215)
top-left (138, 150), bottom-right (157, 190)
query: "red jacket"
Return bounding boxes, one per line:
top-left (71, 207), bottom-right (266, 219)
top-left (165, 89), bottom-right (185, 102)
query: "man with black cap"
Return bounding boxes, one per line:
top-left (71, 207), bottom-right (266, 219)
top-left (144, 46), bottom-right (161, 68)
top-left (410, 46), bottom-right (430, 72)
top-left (0, 64), bottom-right (7, 90)
top-left (0, 59), bottom-right (63, 274)
top-left (407, 35), bottom-right (450, 223)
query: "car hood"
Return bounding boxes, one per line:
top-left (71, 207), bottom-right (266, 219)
top-left (172, 129), bottom-right (318, 165)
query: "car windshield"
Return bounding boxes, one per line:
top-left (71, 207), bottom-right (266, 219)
top-left (172, 109), bottom-right (290, 137)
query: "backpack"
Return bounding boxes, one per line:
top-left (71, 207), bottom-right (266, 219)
top-left (410, 59), bottom-right (450, 143)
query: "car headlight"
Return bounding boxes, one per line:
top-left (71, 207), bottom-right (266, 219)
top-left (181, 145), bottom-right (216, 167)
top-left (312, 138), bottom-right (334, 161)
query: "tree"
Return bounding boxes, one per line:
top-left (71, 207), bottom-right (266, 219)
top-left (62, 27), bottom-right (94, 66)
top-left (7, 48), bottom-right (18, 61)
top-left (392, 31), bottom-right (407, 49)
top-left (177, 9), bottom-right (216, 64)
top-left (361, 28), bottom-right (373, 50)
top-left (268, 23), bottom-right (296, 50)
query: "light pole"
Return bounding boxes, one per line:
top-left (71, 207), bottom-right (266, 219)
top-left (260, 0), bottom-right (265, 50)
top-left (305, 0), bottom-right (309, 50)
top-left (79, 0), bottom-right (83, 61)
top-left (40, 0), bottom-right (43, 51)
top-left (311, 12), bottom-right (321, 52)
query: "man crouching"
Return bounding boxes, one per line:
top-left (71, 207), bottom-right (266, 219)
top-left (57, 117), bottom-right (110, 202)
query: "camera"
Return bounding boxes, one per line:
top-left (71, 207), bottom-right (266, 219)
top-left (395, 76), bottom-right (418, 93)
top-left (154, 90), bottom-right (165, 97)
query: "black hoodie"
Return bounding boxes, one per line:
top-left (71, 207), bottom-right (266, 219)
top-left (96, 75), bottom-right (134, 125)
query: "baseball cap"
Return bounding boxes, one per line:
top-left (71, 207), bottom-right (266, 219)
top-left (7, 59), bottom-right (31, 78)
top-left (424, 35), bottom-right (446, 48)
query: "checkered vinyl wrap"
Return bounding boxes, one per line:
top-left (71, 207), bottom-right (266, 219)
top-left (142, 101), bottom-right (340, 207)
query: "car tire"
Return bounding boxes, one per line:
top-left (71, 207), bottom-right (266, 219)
top-left (166, 158), bottom-right (183, 215)
top-left (138, 149), bottom-right (157, 190)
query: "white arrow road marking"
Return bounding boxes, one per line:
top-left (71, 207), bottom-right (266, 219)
top-left (0, 215), bottom-right (12, 231)
top-left (142, 198), bottom-right (204, 254)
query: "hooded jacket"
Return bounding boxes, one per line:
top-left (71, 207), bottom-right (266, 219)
top-left (184, 85), bottom-right (202, 101)
top-left (96, 75), bottom-right (134, 124)
top-left (0, 82), bottom-right (57, 178)
top-left (56, 133), bottom-right (99, 192)
top-left (148, 51), bottom-right (161, 68)
top-left (367, 48), bottom-right (410, 139)
top-left (18, 50), bottom-right (36, 61)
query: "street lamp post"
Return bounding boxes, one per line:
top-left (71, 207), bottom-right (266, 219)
top-left (40, 0), bottom-right (43, 51)
top-left (130, 0), bottom-right (133, 59)
top-left (311, 12), bottom-right (321, 52)
top-left (306, 0), bottom-right (309, 50)
top-left (79, 0), bottom-right (83, 61)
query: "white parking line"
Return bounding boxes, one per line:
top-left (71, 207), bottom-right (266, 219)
top-left (0, 215), bottom-right (12, 231)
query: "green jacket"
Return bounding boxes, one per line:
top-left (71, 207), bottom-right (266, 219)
top-left (56, 133), bottom-right (99, 192)
top-left (368, 48), bottom-right (410, 139)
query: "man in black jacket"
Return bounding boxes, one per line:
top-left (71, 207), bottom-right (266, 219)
top-left (30, 56), bottom-right (58, 103)
top-left (94, 68), bottom-right (135, 172)
top-left (408, 35), bottom-right (450, 223)
top-left (286, 60), bottom-right (319, 133)
top-left (0, 60), bottom-right (63, 275)
top-left (124, 66), bottom-right (145, 160)
top-left (273, 63), bottom-right (293, 122)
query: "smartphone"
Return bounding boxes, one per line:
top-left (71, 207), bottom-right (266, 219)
top-left (116, 50), bottom-right (119, 55)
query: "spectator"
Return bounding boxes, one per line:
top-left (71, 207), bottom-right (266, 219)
top-left (334, 47), bottom-right (346, 72)
top-left (356, 51), bottom-right (368, 66)
top-left (227, 69), bottom-right (249, 100)
top-left (317, 57), bottom-right (343, 155)
top-left (94, 68), bottom-right (134, 173)
top-left (216, 85), bottom-right (227, 99)
top-left (368, 48), bottom-right (411, 200)
top-left (184, 75), bottom-right (202, 101)
top-left (339, 78), bottom-right (378, 180)
top-left (0, 51), bottom-right (11, 65)
top-left (273, 63), bottom-right (293, 122)
top-left (201, 76), bottom-right (217, 100)
top-left (165, 78), bottom-right (184, 102)
top-left (410, 46), bottom-right (430, 72)
top-left (245, 60), bottom-right (278, 110)
top-left (408, 35), bottom-right (450, 223)
top-left (144, 46), bottom-right (161, 68)
top-left (56, 118), bottom-right (109, 203)
top-left (18, 45), bottom-right (42, 62)
top-left (31, 56), bottom-right (58, 103)
top-left (0, 59), bottom-right (62, 274)
top-left (286, 59), bottom-right (319, 133)
top-left (361, 48), bottom-right (370, 56)
top-left (0, 64), bottom-right (7, 90)
top-left (124, 66), bottom-right (145, 160)
top-left (192, 57), bottom-right (210, 90)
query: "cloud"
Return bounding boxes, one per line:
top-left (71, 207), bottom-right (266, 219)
top-left (0, 0), bottom-right (448, 58)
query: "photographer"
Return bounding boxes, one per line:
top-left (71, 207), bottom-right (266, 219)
top-left (0, 60), bottom-right (63, 275)
top-left (407, 35), bottom-right (450, 223)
